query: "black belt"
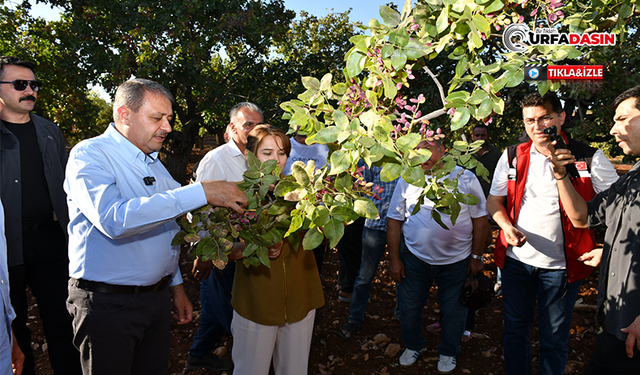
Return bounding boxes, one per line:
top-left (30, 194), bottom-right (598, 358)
top-left (70, 275), bottom-right (171, 294)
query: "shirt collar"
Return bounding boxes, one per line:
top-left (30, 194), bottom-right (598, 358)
top-left (228, 137), bottom-right (244, 157)
top-left (105, 123), bottom-right (159, 164)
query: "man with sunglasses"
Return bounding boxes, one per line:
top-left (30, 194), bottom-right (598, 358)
top-left (0, 56), bottom-right (82, 374)
top-left (486, 92), bottom-right (618, 375)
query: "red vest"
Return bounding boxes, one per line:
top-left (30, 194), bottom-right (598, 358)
top-left (494, 138), bottom-right (597, 283)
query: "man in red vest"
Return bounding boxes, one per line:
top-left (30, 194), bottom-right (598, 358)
top-left (486, 92), bottom-right (618, 375)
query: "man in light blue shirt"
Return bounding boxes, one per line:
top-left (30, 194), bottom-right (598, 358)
top-left (64, 79), bottom-right (247, 375)
top-left (1, 165), bottom-right (25, 375)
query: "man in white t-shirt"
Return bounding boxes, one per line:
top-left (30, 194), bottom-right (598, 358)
top-left (486, 92), bottom-right (618, 375)
top-left (388, 139), bottom-right (488, 373)
top-left (283, 133), bottom-right (329, 175)
top-left (187, 102), bottom-right (263, 372)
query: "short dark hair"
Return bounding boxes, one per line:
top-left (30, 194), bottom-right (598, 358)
top-left (113, 79), bottom-right (174, 122)
top-left (612, 86), bottom-right (640, 112)
top-left (521, 92), bottom-right (563, 114)
top-left (473, 124), bottom-right (489, 133)
top-left (0, 56), bottom-right (37, 81)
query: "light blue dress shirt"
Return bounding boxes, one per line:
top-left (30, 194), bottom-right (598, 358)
top-left (1, 201), bottom-right (16, 375)
top-left (64, 124), bottom-right (207, 287)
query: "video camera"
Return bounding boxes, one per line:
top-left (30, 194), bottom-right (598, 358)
top-left (543, 125), bottom-right (579, 179)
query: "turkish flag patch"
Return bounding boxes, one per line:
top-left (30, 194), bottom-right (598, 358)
top-left (575, 161), bottom-right (588, 171)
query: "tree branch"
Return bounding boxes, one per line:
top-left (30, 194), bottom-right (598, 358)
top-left (423, 66), bottom-right (446, 105)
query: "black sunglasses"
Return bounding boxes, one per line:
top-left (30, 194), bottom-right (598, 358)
top-left (0, 80), bottom-right (43, 92)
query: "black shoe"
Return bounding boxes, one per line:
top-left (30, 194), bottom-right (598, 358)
top-left (185, 353), bottom-right (234, 372)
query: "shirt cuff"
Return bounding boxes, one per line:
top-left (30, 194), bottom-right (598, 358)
top-left (173, 183), bottom-right (208, 212)
top-left (170, 263), bottom-right (184, 287)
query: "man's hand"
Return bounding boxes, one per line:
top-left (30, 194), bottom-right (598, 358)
top-left (170, 284), bottom-right (193, 325)
top-left (578, 248), bottom-right (603, 268)
top-left (389, 257), bottom-right (405, 284)
top-left (192, 257), bottom-right (212, 280)
top-left (267, 241), bottom-right (283, 259)
top-left (201, 181), bottom-right (248, 214)
top-left (469, 257), bottom-right (484, 275)
top-left (621, 314), bottom-right (640, 358)
top-left (547, 141), bottom-right (576, 177)
top-left (504, 225), bottom-right (527, 247)
top-left (12, 330), bottom-right (24, 375)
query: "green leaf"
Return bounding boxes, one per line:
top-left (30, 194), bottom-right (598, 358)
top-left (396, 133), bottom-right (422, 153)
top-left (389, 28), bottom-right (410, 47)
top-left (390, 49), bottom-right (408, 71)
top-left (246, 151), bottom-right (261, 171)
top-left (358, 136), bottom-right (376, 148)
top-left (380, 5), bottom-right (401, 27)
top-left (333, 110), bottom-right (349, 130)
top-left (346, 51), bottom-right (365, 79)
top-left (323, 219), bottom-right (345, 248)
top-left (267, 202), bottom-right (287, 215)
top-left (436, 6), bottom-right (449, 34)
top-left (381, 162), bottom-right (403, 182)
top-left (458, 193), bottom-right (480, 205)
top-left (382, 76), bottom-right (398, 99)
top-left (329, 150), bottom-right (351, 175)
top-left (257, 246), bottom-right (270, 267)
top-left (291, 163), bottom-right (310, 188)
top-left (301, 76), bottom-right (320, 91)
top-left (483, 0), bottom-right (504, 13)
top-left (538, 80), bottom-right (551, 95)
top-left (274, 180), bottom-right (301, 197)
top-left (354, 198), bottom-right (380, 219)
top-left (467, 90), bottom-right (488, 105)
top-left (476, 98), bottom-right (493, 119)
top-left (472, 14), bottom-right (490, 35)
top-left (404, 39), bottom-right (430, 59)
top-left (312, 205), bottom-right (331, 227)
top-left (407, 148), bottom-right (432, 166)
top-left (314, 126), bottom-right (341, 143)
top-left (285, 211), bottom-right (304, 237)
top-left (302, 227), bottom-right (324, 250)
top-left (402, 165), bottom-right (426, 187)
top-left (432, 210), bottom-right (449, 230)
top-left (243, 242), bottom-right (259, 257)
top-left (334, 172), bottom-right (353, 193)
top-left (171, 230), bottom-right (188, 246)
top-left (450, 107), bottom-right (471, 130)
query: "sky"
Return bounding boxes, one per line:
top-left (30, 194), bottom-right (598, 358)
top-left (29, 0), bottom-right (409, 25)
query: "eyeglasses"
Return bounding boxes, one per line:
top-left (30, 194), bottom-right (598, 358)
top-left (523, 112), bottom-right (560, 126)
top-left (0, 80), bottom-right (43, 92)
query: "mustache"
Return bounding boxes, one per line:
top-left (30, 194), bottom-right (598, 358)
top-left (154, 131), bottom-right (169, 138)
top-left (19, 95), bottom-right (37, 102)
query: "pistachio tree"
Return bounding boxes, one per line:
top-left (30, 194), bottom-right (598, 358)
top-left (175, 0), bottom-right (636, 267)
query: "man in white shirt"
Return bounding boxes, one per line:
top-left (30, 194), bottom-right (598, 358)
top-left (283, 132), bottom-right (329, 175)
top-left (486, 92), bottom-right (619, 375)
top-left (195, 102), bottom-right (263, 182)
top-left (388, 139), bottom-right (488, 373)
top-left (187, 102), bottom-right (262, 372)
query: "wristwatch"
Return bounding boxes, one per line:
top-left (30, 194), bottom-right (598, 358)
top-left (471, 253), bottom-right (485, 262)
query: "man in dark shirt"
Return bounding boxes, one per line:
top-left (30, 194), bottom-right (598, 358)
top-left (0, 56), bottom-right (81, 374)
top-left (471, 124), bottom-right (501, 197)
top-left (550, 85), bottom-right (640, 374)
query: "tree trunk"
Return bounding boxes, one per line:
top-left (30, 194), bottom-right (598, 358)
top-left (160, 116), bottom-right (203, 185)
